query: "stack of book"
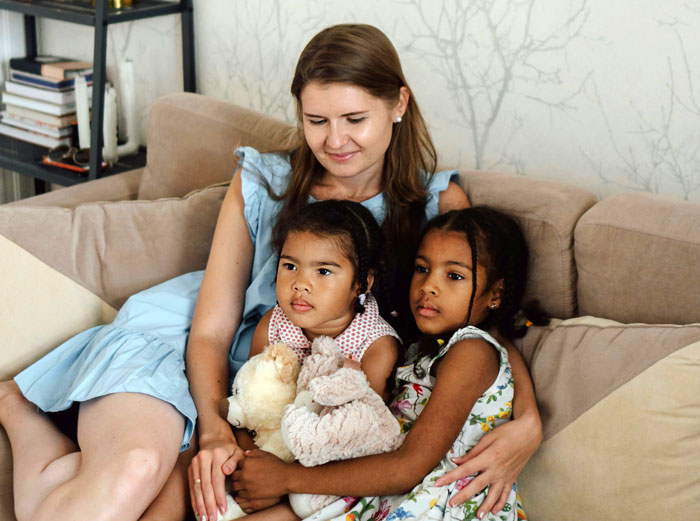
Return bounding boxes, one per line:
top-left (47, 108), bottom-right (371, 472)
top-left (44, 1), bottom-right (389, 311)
top-left (0, 55), bottom-right (93, 148)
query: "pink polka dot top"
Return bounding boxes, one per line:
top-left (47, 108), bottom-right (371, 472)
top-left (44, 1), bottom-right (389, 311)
top-left (267, 293), bottom-right (400, 363)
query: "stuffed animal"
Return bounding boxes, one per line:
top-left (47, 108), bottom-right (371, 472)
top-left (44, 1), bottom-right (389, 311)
top-left (281, 336), bottom-right (403, 518)
top-left (218, 343), bottom-right (301, 520)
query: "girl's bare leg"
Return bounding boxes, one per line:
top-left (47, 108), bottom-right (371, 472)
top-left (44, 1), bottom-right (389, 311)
top-left (1, 381), bottom-right (184, 521)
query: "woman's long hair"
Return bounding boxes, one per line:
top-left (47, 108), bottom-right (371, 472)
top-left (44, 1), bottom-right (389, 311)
top-left (275, 23), bottom-right (438, 336)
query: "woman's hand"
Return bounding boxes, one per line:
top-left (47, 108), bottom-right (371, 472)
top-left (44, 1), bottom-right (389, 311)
top-left (232, 449), bottom-right (293, 500)
top-left (435, 414), bottom-right (542, 517)
top-left (188, 431), bottom-right (245, 521)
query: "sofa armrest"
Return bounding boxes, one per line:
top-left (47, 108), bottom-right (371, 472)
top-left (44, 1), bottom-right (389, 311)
top-left (6, 168), bottom-right (143, 209)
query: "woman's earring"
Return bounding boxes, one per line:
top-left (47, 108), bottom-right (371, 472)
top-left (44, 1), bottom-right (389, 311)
top-left (358, 293), bottom-right (367, 306)
top-left (490, 302), bottom-right (499, 309)
top-left (394, 116), bottom-right (402, 123)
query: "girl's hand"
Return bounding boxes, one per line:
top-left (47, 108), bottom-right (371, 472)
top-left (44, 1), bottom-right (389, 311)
top-left (235, 496), bottom-right (282, 514)
top-left (189, 433), bottom-right (245, 521)
top-left (232, 449), bottom-right (292, 500)
top-left (435, 414), bottom-right (542, 517)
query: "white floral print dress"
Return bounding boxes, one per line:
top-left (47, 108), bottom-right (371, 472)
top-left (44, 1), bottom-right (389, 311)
top-left (303, 326), bottom-right (527, 521)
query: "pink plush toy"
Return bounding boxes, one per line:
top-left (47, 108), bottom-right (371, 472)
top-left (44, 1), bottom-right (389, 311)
top-left (281, 336), bottom-right (403, 518)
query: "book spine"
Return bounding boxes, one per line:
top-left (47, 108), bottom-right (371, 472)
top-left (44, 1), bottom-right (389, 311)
top-left (41, 63), bottom-right (93, 81)
top-left (8, 57), bottom-right (44, 76)
top-left (0, 123), bottom-right (70, 148)
top-left (1, 92), bottom-right (76, 116)
top-left (5, 81), bottom-right (74, 105)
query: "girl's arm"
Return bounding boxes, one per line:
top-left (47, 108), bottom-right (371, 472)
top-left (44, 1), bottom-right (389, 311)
top-left (186, 168), bottom-right (254, 521)
top-left (360, 335), bottom-right (400, 402)
top-left (436, 333), bottom-right (543, 518)
top-left (232, 338), bottom-right (499, 499)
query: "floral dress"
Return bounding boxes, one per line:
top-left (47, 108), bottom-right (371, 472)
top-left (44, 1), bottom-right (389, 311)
top-left (303, 326), bottom-right (527, 521)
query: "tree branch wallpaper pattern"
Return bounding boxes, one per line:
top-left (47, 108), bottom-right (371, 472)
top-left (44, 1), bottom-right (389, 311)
top-left (38, 0), bottom-right (700, 201)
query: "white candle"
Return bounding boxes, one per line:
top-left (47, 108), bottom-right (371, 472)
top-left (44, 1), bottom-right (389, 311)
top-left (74, 76), bottom-right (90, 150)
top-left (117, 60), bottom-right (138, 156)
top-left (103, 87), bottom-right (119, 164)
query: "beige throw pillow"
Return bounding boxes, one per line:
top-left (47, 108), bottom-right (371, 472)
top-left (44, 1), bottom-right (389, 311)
top-left (0, 183), bottom-right (228, 310)
top-left (516, 316), bottom-right (700, 520)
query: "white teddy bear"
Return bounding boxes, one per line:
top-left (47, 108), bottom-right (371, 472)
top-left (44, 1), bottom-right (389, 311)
top-left (282, 336), bottom-right (403, 518)
top-left (218, 343), bottom-right (300, 520)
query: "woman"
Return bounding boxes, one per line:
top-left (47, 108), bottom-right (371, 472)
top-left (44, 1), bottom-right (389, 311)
top-left (188, 24), bottom-right (540, 521)
top-left (0, 24), bottom-right (540, 521)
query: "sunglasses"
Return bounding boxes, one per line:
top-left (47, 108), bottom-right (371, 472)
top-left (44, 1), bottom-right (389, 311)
top-left (47, 145), bottom-right (91, 167)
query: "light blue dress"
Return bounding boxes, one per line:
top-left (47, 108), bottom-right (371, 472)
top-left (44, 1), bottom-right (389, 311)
top-left (15, 147), bottom-right (457, 451)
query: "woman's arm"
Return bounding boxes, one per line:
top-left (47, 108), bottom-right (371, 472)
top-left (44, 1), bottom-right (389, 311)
top-left (438, 180), bottom-right (471, 213)
top-left (360, 335), bottom-right (400, 402)
top-left (435, 332), bottom-right (542, 517)
top-left (232, 338), bottom-right (498, 499)
top-left (186, 168), bottom-right (254, 521)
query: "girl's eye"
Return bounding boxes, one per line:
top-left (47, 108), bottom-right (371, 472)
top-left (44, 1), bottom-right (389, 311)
top-left (414, 265), bottom-right (428, 274)
top-left (448, 272), bottom-right (464, 281)
top-left (317, 268), bottom-right (332, 276)
top-left (347, 117), bottom-right (365, 124)
top-left (307, 118), bottom-right (326, 126)
top-left (282, 263), bottom-right (296, 271)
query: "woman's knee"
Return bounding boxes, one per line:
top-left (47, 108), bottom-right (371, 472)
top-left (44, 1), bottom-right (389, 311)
top-left (111, 446), bottom-right (177, 500)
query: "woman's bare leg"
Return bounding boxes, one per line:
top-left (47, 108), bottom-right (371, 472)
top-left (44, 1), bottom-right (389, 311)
top-left (139, 443), bottom-right (197, 521)
top-left (1, 383), bottom-right (185, 521)
top-left (0, 380), bottom-right (82, 521)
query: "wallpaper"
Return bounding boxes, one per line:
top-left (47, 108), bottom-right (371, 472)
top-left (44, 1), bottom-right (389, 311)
top-left (37, 0), bottom-right (700, 202)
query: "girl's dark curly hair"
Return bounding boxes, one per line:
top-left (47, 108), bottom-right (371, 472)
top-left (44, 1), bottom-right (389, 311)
top-left (271, 199), bottom-right (391, 315)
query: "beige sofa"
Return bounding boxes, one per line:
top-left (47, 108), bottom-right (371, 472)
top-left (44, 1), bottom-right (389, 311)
top-left (1, 93), bottom-right (699, 521)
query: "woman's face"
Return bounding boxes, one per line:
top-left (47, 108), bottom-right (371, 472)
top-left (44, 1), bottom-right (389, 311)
top-left (300, 81), bottom-right (407, 184)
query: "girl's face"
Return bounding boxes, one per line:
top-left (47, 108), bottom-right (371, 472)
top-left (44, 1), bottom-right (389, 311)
top-left (410, 229), bottom-right (502, 337)
top-left (300, 81), bottom-right (407, 185)
top-left (276, 231), bottom-right (361, 340)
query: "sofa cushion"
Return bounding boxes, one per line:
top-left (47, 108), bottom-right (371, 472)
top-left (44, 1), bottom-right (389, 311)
top-left (516, 316), bottom-right (700, 520)
top-left (138, 93), bottom-right (299, 200)
top-left (0, 234), bottom-right (117, 381)
top-left (459, 170), bottom-right (597, 319)
top-left (0, 182), bottom-right (228, 311)
top-left (575, 192), bottom-right (700, 324)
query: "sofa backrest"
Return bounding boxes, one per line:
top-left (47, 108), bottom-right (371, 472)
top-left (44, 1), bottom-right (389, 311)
top-left (460, 170), bottom-right (597, 319)
top-left (138, 93), bottom-right (299, 200)
top-left (575, 191), bottom-right (700, 324)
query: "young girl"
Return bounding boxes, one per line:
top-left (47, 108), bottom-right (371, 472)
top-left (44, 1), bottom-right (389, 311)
top-left (231, 206), bottom-right (534, 521)
top-left (190, 199), bottom-right (402, 518)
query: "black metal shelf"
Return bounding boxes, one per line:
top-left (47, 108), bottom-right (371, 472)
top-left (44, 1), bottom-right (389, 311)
top-left (0, 133), bottom-right (146, 186)
top-left (0, 0), bottom-right (195, 193)
top-left (0, 0), bottom-right (184, 26)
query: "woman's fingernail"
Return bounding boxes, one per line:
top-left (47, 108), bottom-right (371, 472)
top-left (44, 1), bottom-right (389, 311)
top-left (201, 516), bottom-right (207, 521)
top-left (478, 512), bottom-right (485, 519)
top-left (220, 505), bottom-right (226, 515)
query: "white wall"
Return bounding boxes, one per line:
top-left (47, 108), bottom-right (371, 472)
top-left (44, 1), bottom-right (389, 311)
top-left (0, 10), bottom-right (34, 201)
top-left (38, 0), bottom-right (700, 202)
